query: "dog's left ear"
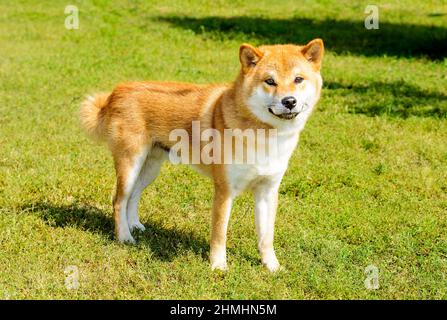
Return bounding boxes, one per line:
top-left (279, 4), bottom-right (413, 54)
top-left (301, 39), bottom-right (324, 71)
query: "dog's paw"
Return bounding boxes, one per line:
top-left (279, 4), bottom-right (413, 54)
top-left (263, 259), bottom-right (281, 273)
top-left (211, 260), bottom-right (228, 272)
top-left (210, 247), bottom-right (227, 271)
top-left (129, 221), bottom-right (146, 232)
top-left (120, 237), bottom-right (136, 245)
top-left (117, 230), bottom-right (136, 244)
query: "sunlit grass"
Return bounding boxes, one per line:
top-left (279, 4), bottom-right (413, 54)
top-left (0, 0), bottom-right (446, 299)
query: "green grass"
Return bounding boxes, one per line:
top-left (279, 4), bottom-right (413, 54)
top-left (0, 0), bottom-right (446, 299)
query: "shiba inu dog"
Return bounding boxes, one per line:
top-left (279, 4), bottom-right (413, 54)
top-left (80, 39), bottom-right (324, 272)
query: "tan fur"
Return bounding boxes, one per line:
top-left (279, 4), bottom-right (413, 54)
top-left (79, 93), bottom-right (109, 141)
top-left (80, 39), bottom-right (324, 271)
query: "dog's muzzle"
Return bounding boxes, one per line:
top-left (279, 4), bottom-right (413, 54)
top-left (268, 108), bottom-right (299, 120)
top-left (268, 102), bottom-right (309, 120)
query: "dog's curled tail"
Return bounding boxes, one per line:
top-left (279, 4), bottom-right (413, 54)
top-left (80, 93), bottom-right (109, 141)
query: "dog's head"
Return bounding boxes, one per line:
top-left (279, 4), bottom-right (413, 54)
top-left (238, 39), bottom-right (324, 130)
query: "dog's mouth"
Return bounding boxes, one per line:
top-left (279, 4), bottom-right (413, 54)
top-left (268, 108), bottom-right (299, 120)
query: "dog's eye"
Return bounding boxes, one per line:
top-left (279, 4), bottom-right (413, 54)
top-left (265, 78), bottom-right (277, 86)
top-left (294, 76), bottom-right (304, 84)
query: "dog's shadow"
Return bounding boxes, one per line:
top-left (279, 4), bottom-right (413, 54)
top-left (22, 201), bottom-right (210, 262)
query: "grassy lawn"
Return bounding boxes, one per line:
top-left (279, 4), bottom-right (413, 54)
top-left (0, 0), bottom-right (446, 299)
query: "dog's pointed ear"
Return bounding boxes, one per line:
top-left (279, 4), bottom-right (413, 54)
top-left (301, 39), bottom-right (324, 70)
top-left (239, 44), bottom-right (263, 73)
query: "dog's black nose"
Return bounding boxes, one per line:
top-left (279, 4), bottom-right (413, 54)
top-left (281, 96), bottom-right (297, 109)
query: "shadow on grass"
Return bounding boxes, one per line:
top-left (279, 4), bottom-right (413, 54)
top-left (325, 80), bottom-right (447, 118)
top-left (22, 201), bottom-right (209, 262)
top-left (157, 16), bottom-right (447, 60)
top-left (156, 15), bottom-right (447, 118)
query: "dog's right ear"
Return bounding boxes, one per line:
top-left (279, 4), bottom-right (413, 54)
top-left (239, 44), bottom-right (263, 73)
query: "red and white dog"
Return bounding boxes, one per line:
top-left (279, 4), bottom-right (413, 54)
top-left (80, 39), bottom-right (324, 272)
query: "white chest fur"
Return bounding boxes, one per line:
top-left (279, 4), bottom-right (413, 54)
top-left (225, 132), bottom-right (299, 195)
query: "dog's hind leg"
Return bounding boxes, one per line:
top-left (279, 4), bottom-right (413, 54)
top-left (112, 144), bottom-right (150, 244)
top-left (126, 147), bottom-right (166, 232)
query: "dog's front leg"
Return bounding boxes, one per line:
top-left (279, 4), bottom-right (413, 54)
top-left (210, 185), bottom-right (233, 271)
top-left (253, 180), bottom-right (281, 272)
